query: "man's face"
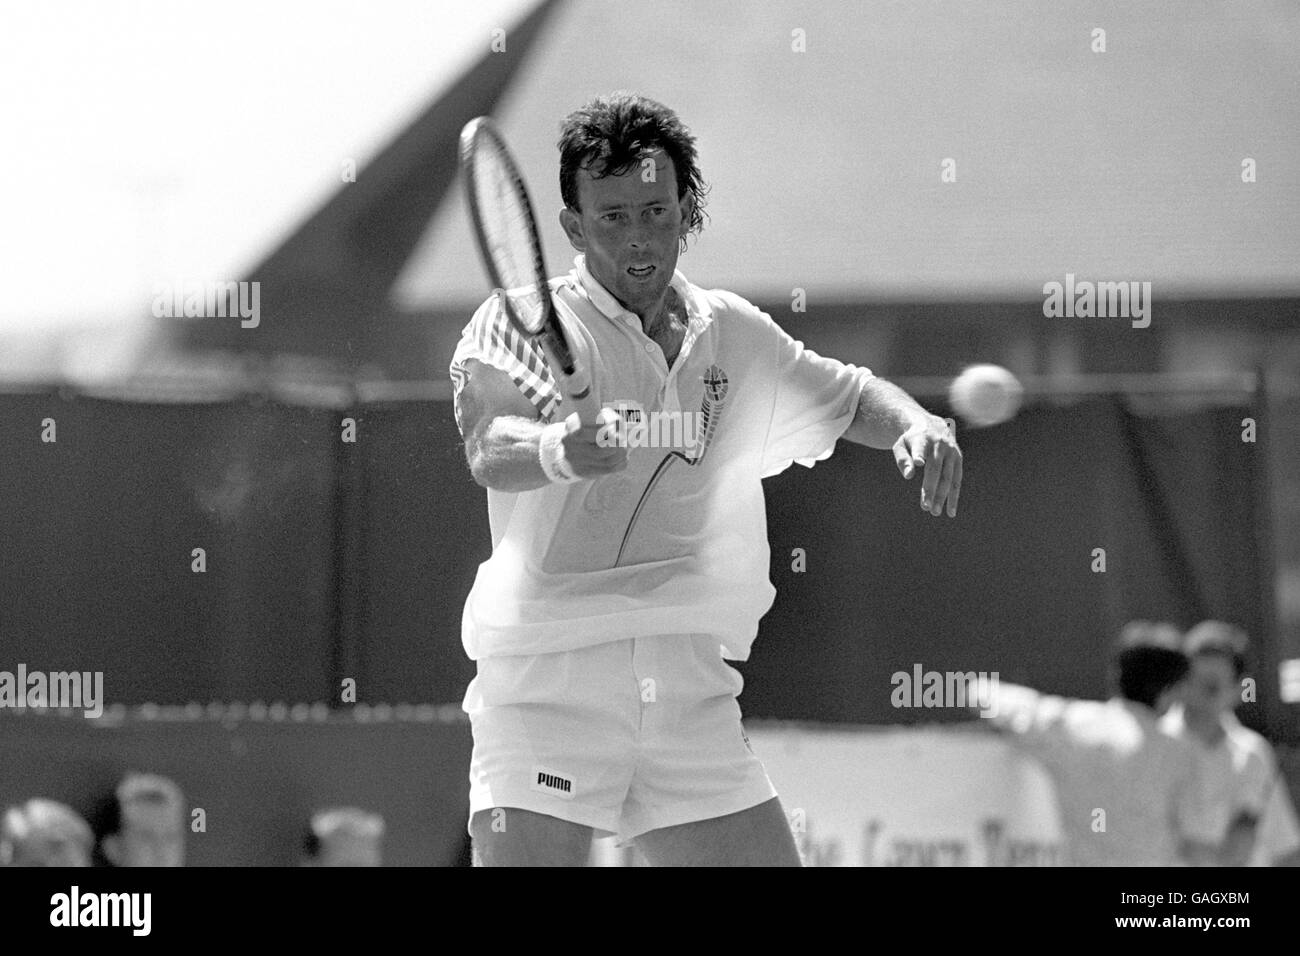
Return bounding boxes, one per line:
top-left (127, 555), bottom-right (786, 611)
top-left (10, 832), bottom-right (90, 867)
top-left (560, 149), bottom-right (691, 319)
top-left (110, 804), bottom-right (185, 867)
top-left (1184, 654), bottom-right (1239, 721)
top-left (318, 831), bottom-right (382, 867)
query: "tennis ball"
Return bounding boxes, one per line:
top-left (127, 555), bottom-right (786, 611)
top-left (948, 364), bottom-right (1023, 427)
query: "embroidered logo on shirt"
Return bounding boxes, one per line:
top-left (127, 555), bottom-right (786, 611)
top-left (703, 365), bottom-right (729, 404)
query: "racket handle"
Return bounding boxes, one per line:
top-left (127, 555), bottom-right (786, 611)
top-left (539, 335), bottom-right (600, 425)
top-left (559, 372), bottom-right (601, 424)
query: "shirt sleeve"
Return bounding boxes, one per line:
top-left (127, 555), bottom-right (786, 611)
top-left (1238, 747), bottom-right (1276, 818)
top-left (1250, 746), bottom-right (1300, 864)
top-left (983, 682), bottom-right (1077, 767)
top-left (757, 310), bottom-right (873, 478)
top-left (449, 291), bottom-right (559, 433)
top-left (1256, 773), bottom-right (1300, 864)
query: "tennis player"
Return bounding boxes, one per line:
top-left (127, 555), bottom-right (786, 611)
top-left (450, 92), bottom-right (962, 866)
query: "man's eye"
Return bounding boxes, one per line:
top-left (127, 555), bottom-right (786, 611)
top-left (601, 213), bottom-right (620, 223)
top-left (651, 207), bottom-right (667, 216)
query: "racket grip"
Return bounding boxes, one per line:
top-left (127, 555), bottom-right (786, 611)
top-left (538, 333), bottom-right (600, 424)
top-left (560, 373), bottom-right (601, 424)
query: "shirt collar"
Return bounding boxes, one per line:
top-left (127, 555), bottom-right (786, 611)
top-left (1164, 704), bottom-right (1240, 750)
top-left (1216, 709), bottom-right (1245, 742)
top-left (1166, 702), bottom-right (1243, 733)
top-left (570, 254), bottom-right (711, 324)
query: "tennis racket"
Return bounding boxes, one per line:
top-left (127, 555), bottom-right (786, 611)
top-left (459, 116), bottom-right (599, 424)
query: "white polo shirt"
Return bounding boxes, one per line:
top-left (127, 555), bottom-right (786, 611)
top-left (1161, 706), bottom-right (1300, 866)
top-left (449, 255), bottom-right (872, 661)
top-left (988, 683), bottom-right (1199, 866)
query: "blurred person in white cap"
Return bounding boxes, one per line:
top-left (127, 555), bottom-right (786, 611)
top-left (98, 772), bottom-right (186, 867)
top-left (0, 798), bottom-right (94, 867)
top-left (302, 807), bottom-right (384, 867)
top-left (1161, 620), bottom-right (1300, 866)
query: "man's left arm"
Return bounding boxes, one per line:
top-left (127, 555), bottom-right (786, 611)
top-left (840, 377), bottom-right (964, 517)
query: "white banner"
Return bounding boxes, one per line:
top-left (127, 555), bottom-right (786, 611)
top-left (748, 723), bottom-right (1064, 866)
top-left (593, 722), bottom-right (1064, 866)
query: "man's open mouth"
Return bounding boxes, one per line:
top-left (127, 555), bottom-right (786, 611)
top-left (627, 264), bottom-right (655, 278)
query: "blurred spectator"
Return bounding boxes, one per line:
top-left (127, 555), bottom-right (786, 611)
top-left (0, 799), bottom-right (93, 867)
top-left (96, 772), bottom-right (186, 867)
top-left (1161, 621), bottom-right (1300, 866)
top-left (301, 807), bottom-right (384, 866)
top-left (973, 620), bottom-right (1199, 865)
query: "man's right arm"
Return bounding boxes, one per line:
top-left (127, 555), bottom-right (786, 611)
top-left (455, 359), bottom-right (627, 492)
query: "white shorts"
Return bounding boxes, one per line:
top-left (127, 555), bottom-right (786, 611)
top-left (462, 633), bottom-right (777, 846)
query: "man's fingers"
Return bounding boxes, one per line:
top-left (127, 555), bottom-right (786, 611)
top-left (892, 437), bottom-right (915, 478)
top-left (909, 434), bottom-right (927, 469)
top-left (933, 445), bottom-right (958, 517)
top-left (894, 419), bottom-right (962, 517)
top-left (580, 409), bottom-right (622, 441)
top-left (574, 408), bottom-right (629, 457)
top-left (920, 438), bottom-right (943, 514)
top-left (902, 432), bottom-right (927, 481)
top-left (563, 407), bottom-right (632, 478)
top-left (569, 437), bottom-right (624, 461)
top-left (947, 445), bottom-right (962, 517)
top-left (566, 446), bottom-right (628, 478)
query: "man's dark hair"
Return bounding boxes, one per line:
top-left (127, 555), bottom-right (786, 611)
top-left (88, 791), bottom-right (121, 867)
top-left (1182, 620), bottom-right (1248, 678)
top-left (1111, 620), bottom-right (1189, 707)
top-left (302, 826), bottom-right (322, 860)
top-left (558, 92), bottom-right (708, 252)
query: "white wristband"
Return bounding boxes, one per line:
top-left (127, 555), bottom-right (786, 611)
top-left (538, 419), bottom-right (581, 484)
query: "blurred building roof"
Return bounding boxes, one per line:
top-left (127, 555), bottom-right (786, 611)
top-left (394, 0), bottom-right (1300, 307)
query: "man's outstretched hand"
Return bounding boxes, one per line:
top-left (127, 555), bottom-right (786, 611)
top-left (893, 415), bottom-right (962, 517)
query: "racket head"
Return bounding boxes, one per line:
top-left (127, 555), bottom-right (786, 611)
top-left (459, 117), bottom-right (553, 338)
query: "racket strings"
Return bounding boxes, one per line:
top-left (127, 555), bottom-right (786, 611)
top-left (470, 144), bottom-right (547, 332)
